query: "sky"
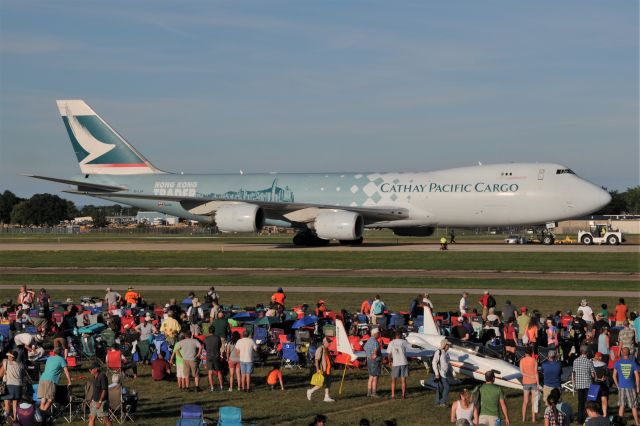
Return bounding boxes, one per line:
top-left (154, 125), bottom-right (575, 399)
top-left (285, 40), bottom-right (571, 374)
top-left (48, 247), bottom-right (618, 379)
top-left (0, 1), bottom-right (638, 205)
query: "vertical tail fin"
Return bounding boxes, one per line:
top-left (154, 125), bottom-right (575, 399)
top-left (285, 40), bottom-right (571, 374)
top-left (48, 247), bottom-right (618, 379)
top-left (422, 305), bottom-right (440, 335)
top-left (57, 100), bottom-right (164, 175)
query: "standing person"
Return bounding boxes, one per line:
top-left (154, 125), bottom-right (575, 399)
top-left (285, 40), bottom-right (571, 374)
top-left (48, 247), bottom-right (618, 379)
top-left (478, 291), bottom-right (492, 321)
top-left (88, 362), bottom-right (112, 426)
top-left (0, 351), bottom-right (23, 420)
top-left (169, 334), bottom-right (186, 390)
top-left (525, 316), bottom-right (540, 352)
top-left (135, 313), bottom-right (155, 365)
top-left (124, 286), bottom-right (140, 307)
top-left (597, 327), bottom-right (610, 363)
top-left (612, 347), bottom-right (640, 425)
top-left (364, 328), bottom-right (382, 398)
top-left (593, 352), bottom-right (610, 417)
top-left (432, 339), bottom-right (452, 407)
top-left (160, 313), bottom-right (181, 346)
top-left (186, 298), bottom-right (204, 336)
top-left (104, 288), bottom-right (121, 310)
top-left (459, 292), bottom-right (469, 315)
top-left (370, 295), bottom-right (385, 326)
top-left (615, 298), bottom-right (628, 327)
top-left (572, 345), bottom-right (596, 424)
top-left (541, 350), bottom-right (562, 403)
top-left (307, 338), bottom-right (334, 402)
top-left (545, 318), bottom-right (559, 350)
top-left (449, 229), bottom-right (456, 244)
top-left (37, 347), bottom-right (71, 414)
top-left (213, 311), bottom-right (230, 357)
top-left (571, 311), bottom-right (588, 357)
top-left (315, 300), bottom-right (327, 319)
top-left (37, 288), bottom-right (50, 320)
top-left (173, 330), bottom-right (203, 392)
top-left (226, 331), bottom-right (242, 392)
top-left (503, 318), bottom-right (518, 364)
top-left (501, 300), bottom-right (518, 323)
top-left (235, 330), bottom-right (257, 392)
top-left (517, 307), bottom-right (531, 344)
top-left (16, 285), bottom-right (35, 315)
top-left (205, 286), bottom-right (219, 304)
top-left (387, 330), bottom-right (410, 400)
top-left (520, 346), bottom-right (540, 423)
top-left (204, 325), bottom-right (224, 392)
top-left (618, 321), bottom-right (637, 355)
top-left (271, 288), bottom-right (286, 308)
top-left (543, 392), bottom-right (566, 426)
top-left (450, 389), bottom-right (474, 425)
top-left (578, 299), bottom-right (595, 326)
top-left (473, 370), bottom-right (510, 426)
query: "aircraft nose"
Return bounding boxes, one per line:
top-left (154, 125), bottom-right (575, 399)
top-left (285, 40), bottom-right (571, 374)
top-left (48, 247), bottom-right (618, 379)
top-left (583, 183), bottom-right (611, 213)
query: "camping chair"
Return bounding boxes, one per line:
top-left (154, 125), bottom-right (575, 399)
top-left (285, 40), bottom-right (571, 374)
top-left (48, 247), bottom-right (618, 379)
top-left (81, 334), bottom-right (97, 360)
top-left (100, 328), bottom-right (117, 349)
top-left (281, 342), bottom-right (301, 369)
top-left (218, 406), bottom-right (242, 426)
top-left (253, 326), bottom-right (268, 345)
top-left (106, 349), bottom-right (123, 375)
top-left (151, 334), bottom-right (170, 361)
top-left (177, 404), bottom-right (204, 426)
top-left (51, 383), bottom-right (83, 423)
top-left (135, 339), bottom-right (150, 364)
top-left (108, 384), bottom-right (137, 423)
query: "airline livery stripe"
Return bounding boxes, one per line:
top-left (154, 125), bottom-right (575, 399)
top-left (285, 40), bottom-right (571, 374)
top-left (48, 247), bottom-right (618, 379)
top-left (91, 164), bottom-right (148, 167)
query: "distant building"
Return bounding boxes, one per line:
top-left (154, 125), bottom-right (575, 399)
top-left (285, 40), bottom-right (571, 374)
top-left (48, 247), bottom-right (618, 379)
top-left (135, 211), bottom-right (179, 225)
top-left (106, 215), bottom-right (137, 226)
top-left (72, 216), bottom-right (93, 225)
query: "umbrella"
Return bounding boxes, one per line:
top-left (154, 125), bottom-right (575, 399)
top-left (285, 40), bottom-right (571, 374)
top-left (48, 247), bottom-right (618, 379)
top-left (292, 315), bottom-right (318, 329)
top-left (232, 312), bottom-right (256, 320)
top-left (254, 316), bottom-right (281, 326)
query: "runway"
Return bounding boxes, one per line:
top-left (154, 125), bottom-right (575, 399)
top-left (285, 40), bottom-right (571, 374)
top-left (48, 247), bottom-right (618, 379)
top-left (0, 284), bottom-right (634, 298)
top-left (0, 241), bottom-right (637, 252)
top-left (1, 267), bottom-right (637, 281)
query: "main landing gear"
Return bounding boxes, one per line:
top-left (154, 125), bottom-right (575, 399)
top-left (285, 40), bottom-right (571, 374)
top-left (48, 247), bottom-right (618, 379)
top-left (292, 231), bottom-right (330, 246)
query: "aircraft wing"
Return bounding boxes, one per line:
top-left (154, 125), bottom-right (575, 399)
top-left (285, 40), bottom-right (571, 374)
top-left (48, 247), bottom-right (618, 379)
top-left (24, 175), bottom-right (126, 193)
top-left (64, 191), bottom-right (411, 223)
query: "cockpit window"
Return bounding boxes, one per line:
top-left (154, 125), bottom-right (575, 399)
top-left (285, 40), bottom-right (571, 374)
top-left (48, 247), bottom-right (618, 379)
top-left (556, 169), bottom-right (575, 175)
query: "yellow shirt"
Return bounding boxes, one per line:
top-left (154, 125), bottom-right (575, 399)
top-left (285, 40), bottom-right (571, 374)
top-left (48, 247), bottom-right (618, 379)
top-left (160, 317), bottom-right (180, 337)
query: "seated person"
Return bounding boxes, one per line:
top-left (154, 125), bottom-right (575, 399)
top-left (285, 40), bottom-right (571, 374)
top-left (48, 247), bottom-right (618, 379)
top-left (452, 318), bottom-right (470, 340)
top-left (266, 365), bottom-right (284, 391)
top-left (105, 348), bottom-right (137, 379)
top-left (151, 352), bottom-right (171, 381)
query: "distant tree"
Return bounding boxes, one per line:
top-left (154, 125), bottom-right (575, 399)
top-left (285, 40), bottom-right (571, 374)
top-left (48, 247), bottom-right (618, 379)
top-left (593, 190), bottom-right (627, 215)
top-left (92, 208), bottom-right (108, 228)
top-left (0, 190), bottom-right (23, 224)
top-left (624, 186), bottom-right (640, 214)
top-left (10, 193), bottom-right (76, 226)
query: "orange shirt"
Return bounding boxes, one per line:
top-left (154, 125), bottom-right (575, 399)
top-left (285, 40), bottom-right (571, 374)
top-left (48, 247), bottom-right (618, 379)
top-left (267, 369), bottom-right (283, 385)
top-left (526, 326), bottom-right (538, 343)
top-left (125, 291), bottom-right (140, 305)
top-left (360, 300), bottom-right (371, 315)
top-left (271, 293), bottom-right (286, 306)
top-left (520, 356), bottom-right (538, 385)
top-left (615, 304), bottom-right (627, 322)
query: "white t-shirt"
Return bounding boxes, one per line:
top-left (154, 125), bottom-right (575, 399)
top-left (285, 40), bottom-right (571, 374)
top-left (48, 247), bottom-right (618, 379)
top-left (459, 297), bottom-right (467, 314)
top-left (386, 338), bottom-right (410, 367)
top-left (432, 349), bottom-right (451, 377)
top-left (578, 306), bottom-right (594, 323)
top-left (235, 337), bottom-right (257, 363)
top-left (14, 333), bottom-right (35, 347)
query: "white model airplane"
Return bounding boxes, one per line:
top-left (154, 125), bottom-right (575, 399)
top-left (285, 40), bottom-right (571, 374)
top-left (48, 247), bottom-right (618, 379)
top-left (336, 307), bottom-right (523, 390)
top-left (28, 100), bottom-right (611, 246)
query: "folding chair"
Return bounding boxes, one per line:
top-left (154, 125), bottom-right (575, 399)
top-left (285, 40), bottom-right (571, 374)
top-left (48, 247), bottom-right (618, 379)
top-left (108, 384), bottom-right (137, 423)
top-left (218, 406), bottom-right (242, 426)
top-left (177, 404), bottom-right (204, 426)
top-left (100, 328), bottom-right (116, 349)
top-left (281, 342), bottom-right (301, 369)
top-left (253, 326), bottom-right (268, 345)
top-left (51, 383), bottom-right (83, 423)
top-left (106, 349), bottom-right (123, 375)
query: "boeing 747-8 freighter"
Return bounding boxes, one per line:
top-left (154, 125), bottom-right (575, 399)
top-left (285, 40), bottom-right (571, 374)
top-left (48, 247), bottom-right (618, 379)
top-left (27, 100), bottom-right (611, 245)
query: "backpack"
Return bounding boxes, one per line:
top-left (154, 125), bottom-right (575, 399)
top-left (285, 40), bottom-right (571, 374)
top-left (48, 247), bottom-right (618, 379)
top-left (487, 296), bottom-right (496, 308)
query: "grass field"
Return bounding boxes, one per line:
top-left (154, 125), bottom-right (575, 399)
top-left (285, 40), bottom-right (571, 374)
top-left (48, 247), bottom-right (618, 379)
top-left (1, 250), bottom-right (638, 272)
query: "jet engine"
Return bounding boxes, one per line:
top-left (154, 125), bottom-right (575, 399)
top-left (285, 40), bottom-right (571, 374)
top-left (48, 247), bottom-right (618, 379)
top-left (215, 203), bottom-right (265, 233)
top-left (314, 210), bottom-right (363, 241)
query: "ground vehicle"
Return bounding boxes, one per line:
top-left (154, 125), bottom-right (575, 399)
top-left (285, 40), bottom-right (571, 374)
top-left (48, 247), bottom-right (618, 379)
top-left (504, 235), bottom-right (530, 244)
top-left (578, 223), bottom-right (624, 245)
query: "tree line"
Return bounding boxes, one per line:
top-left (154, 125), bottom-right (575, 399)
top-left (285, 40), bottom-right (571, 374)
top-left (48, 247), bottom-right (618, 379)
top-left (0, 190), bottom-right (139, 227)
top-left (1, 187), bottom-right (638, 227)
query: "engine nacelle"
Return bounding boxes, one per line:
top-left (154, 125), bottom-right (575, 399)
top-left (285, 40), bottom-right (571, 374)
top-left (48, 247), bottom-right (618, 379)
top-left (215, 204), bottom-right (265, 233)
top-left (391, 226), bottom-right (435, 237)
top-left (314, 210), bottom-right (363, 241)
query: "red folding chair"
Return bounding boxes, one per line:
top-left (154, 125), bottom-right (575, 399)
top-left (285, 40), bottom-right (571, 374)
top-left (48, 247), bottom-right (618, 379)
top-left (106, 349), bottom-right (123, 375)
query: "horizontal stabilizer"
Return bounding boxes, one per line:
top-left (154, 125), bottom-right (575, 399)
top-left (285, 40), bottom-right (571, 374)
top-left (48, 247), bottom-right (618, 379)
top-left (24, 175), bottom-right (126, 192)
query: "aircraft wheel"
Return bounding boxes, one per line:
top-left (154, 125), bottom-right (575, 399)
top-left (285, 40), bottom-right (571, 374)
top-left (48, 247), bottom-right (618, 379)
top-left (542, 235), bottom-right (554, 245)
top-left (607, 235), bottom-right (619, 245)
top-left (581, 235), bottom-right (593, 245)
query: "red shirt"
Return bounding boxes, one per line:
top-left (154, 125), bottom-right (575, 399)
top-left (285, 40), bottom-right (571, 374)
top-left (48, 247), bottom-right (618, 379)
top-left (479, 295), bottom-right (489, 308)
top-left (151, 359), bottom-right (170, 381)
top-left (615, 304), bottom-right (627, 322)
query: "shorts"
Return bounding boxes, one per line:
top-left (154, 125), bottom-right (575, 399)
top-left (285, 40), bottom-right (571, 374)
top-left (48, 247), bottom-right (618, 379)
top-left (391, 365), bottom-right (408, 378)
top-left (176, 362), bottom-right (185, 379)
top-left (183, 360), bottom-right (199, 377)
top-left (523, 383), bottom-right (537, 391)
top-left (240, 362), bottom-right (253, 375)
top-left (542, 386), bottom-right (558, 403)
top-left (228, 360), bottom-right (238, 369)
top-left (367, 360), bottom-right (381, 377)
top-left (597, 383), bottom-right (609, 398)
top-left (37, 380), bottom-right (56, 401)
top-left (478, 415), bottom-right (498, 426)
top-left (618, 388), bottom-right (638, 409)
top-left (504, 339), bottom-right (516, 347)
top-left (1, 384), bottom-right (21, 401)
top-left (90, 400), bottom-right (109, 418)
top-left (323, 372), bottom-right (332, 389)
top-left (206, 358), bottom-right (221, 372)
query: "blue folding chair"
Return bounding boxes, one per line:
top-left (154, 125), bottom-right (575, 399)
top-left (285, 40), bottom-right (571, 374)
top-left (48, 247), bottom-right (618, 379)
top-left (218, 406), bottom-right (242, 426)
top-left (253, 326), bottom-right (268, 345)
top-left (176, 404), bottom-right (204, 426)
top-left (281, 342), bottom-right (301, 369)
top-left (32, 384), bottom-right (41, 404)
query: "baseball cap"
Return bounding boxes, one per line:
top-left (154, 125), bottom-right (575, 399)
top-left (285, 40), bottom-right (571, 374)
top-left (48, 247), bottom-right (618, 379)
top-left (520, 306), bottom-right (528, 312)
top-left (595, 352), bottom-right (603, 358)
